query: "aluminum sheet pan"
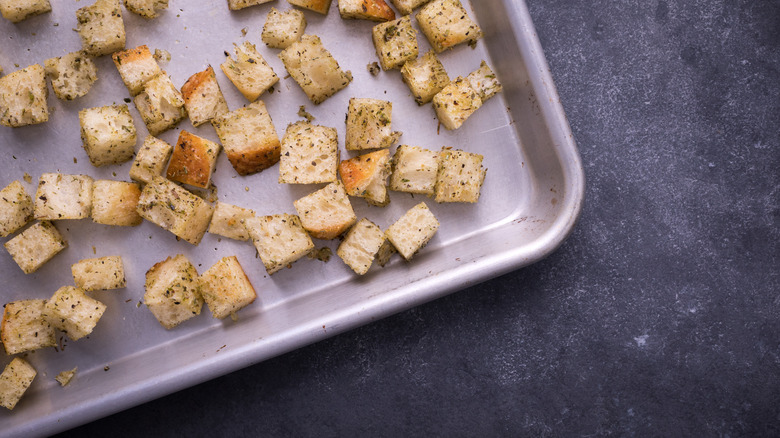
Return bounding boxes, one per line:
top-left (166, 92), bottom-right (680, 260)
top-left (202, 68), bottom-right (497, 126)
top-left (0, 0), bottom-right (583, 435)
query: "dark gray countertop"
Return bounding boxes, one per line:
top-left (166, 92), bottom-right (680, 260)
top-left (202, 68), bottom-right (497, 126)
top-left (56, 0), bottom-right (779, 436)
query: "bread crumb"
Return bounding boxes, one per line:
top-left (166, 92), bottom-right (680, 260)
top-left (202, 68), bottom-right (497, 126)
top-left (55, 367), bottom-right (77, 387)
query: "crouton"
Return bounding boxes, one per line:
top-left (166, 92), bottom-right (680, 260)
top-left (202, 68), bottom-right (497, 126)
top-left (287, 0), bottom-right (332, 14)
top-left (212, 100), bottom-right (281, 176)
top-left (0, 358), bottom-right (36, 411)
top-left (375, 238), bottom-right (396, 266)
top-left (166, 131), bottom-right (221, 189)
top-left (389, 0), bottom-right (430, 15)
top-left (434, 148), bottom-right (485, 203)
top-left (144, 254), bottom-right (203, 329)
top-left (44, 51), bottom-right (98, 101)
top-left (278, 34), bottom-right (352, 104)
top-left (372, 16), bottom-right (418, 70)
top-left (1, 300), bottom-right (56, 355)
top-left (34, 173), bottom-right (94, 220)
top-left (339, 0), bottom-right (395, 22)
top-left (221, 41), bottom-right (278, 102)
top-left (0, 180), bottom-right (33, 237)
top-left (71, 255), bottom-right (126, 290)
top-left (181, 66), bottom-right (228, 127)
top-left (337, 218), bottom-right (385, 275)
top-left (389, 144), bottom-right (438, 195)
top-left (278, 121), bottom-right (338, 184)
top-left (76, 0), bottom-right (126, 57)
top-left (345, 98), bottom-right (401, 150)
top-left (79, 105), bottom-right (137, 167)
top-left (293, 182), bottom-right (356, 239)
top-left (262, 7), bottom-right (306, 49)
top-left (91, 180), bottom-right (142, 226)
top-left (133, 72), bottom-right (187, 135)
top-left (0, 0), bottom-right (51, 22)
top-left (432, 76), bottom-right (482, 130)
top-left (112, 45), bottom-right (161, 96)
top-left (400, 50), bottom-right (449, 105)
top-left (416, 0), bottom-right (481, 53)
top-left (208, 202), bottom-right (254, 241)
top-left (124, 0), bottom-right (168, 18)
top-left (339, 149), bottom-right (391, 206)
top-left (3, 221), bottom-right (67, 274)
top-left (467, 60), bottom-right (502, 102)
top-left (129, 135), bottom-right (173, 184)
top-left (245, 214), bottom-right (314, 274)
top-left (228, 0), bottom-right (273, 10)
top-left (0, 64), bottom-right (49, 127)
top-left (135, 176), bottom-right (214, 245)
top-left (43, 286), bottom-right (106, 341)
top-left (200, 256), bottom-right (256, 319)
top-left (385, 202), bottom-right (438, 260)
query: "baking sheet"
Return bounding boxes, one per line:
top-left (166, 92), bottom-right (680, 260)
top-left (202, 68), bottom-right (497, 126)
top-left (0, 0), bottom-right (584, 435)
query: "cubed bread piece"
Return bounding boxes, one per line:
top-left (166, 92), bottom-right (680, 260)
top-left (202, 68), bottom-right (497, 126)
top-left (34, 173), bottom-right (94, 220)
top-left (3, 221), bottom-right (67, 274)
top-left (221, 42), bottom-right (278, 102)
top-left (112, 45), bottom-right (161, 96)
top-left (91, 180), bottom-right (142, 226)
top-left (278, 121), bottom-right (338, 184)
top-left (181, 66), bottom-right (228, 127)
top-left (136, 176), bottom-right (214, 245)
top-left (71, 255), bottom-right (126, 290)
top-left (372, 16), bottom-right (418, 70)
top-left (385, 202), bottom-right (439, 260)
top-left (0, 180), bottom-right (33, 237)
top-left (208, 202), bottom-right (254, 241)
top-left (245, 214), bottom-right (314, 274)
top-left (390, 0), bottom-right (430, 15)
top-left (79, 104), bottom-right (137, 167)
top-left (262, 7), bottom-right (306, 49)
top-left (278, 34), bottom-right (352, 104)
top-left (0, 358), bottom-right (36, 411)
top-left (0, 64), bottom-right (49, 127)
top-left (467, 60), bottom-right (502, 101)
top-left (337, 218), bottom-right (385, 275)
top-left (44, 51), bottom-right (98, 101)
top-left (43, 286), bottom-right (106, 341)
top-left (76, 0), bottom-right (126, 57)
top-left (166, 131), bottom-right (221, 189)
top-left (400, 50), bottom-right (449, 105)
top-left (293, 182), bottom-right (356, 239)
top-left (212, 100), bottom-right (280, 176)
top-left (339, 0), bottom-right (394, 22)
top-left (133, 72), bottom-right (187, 135)
top-left (129, 135), bottom-right (173, 184)
top-left (375, 238), bottom-right (396, 266)
top-left (1, 300), bottom-right (56, 355)
top-left (434, 148), bottom-right (485, 203)
top-left (415, 0), bottom-right (482, 53)
top-left (339, 149), bottom-right (391, 206)
top-left (124, 0), bottom-right (168, 18)
top-left (0, 0), bottom-right (50, 22)
top-left (144, 254), bottom-right (203, 329)
top-left (345, 98), bottom-right (401, 150)
top-left (389, 144), bottom-right (438, 195)
top-left (432, 76), bottom-right (482, 130)
top-left (228, 0), bottom-right (273, 10)
top-left (200, 256), bottom-right (256, 319)
top-left (287, 0), bottom-right (332, 14)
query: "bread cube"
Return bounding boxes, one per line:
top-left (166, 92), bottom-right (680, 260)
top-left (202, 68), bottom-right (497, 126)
top-left (1, 300), bottom-right (56, 355)
top-left (0, 358), bottom-right (36, 411)
top-left (400, 50), bottom-right (449, 105)
top-left (181, 66), bottom-right (228, 127)
top-left (389, 144), bottom-right (438, 195)
top-left (375, 239), bottom-right (396, 266)
top-left (416, 0), bottom-right (482, 53)
top-left (129, 135), bottom-right (173, 184)
top-left (133, 72), bottom-right (187, 135)
top-left (228, 0), bottom-right (273, 10)
top-left (200, 256), bottom-right (257, 319)
top-left (390, 0), bottom-right (430, 15)
top-left (144, 254), bottom-right (203, 329)
top-left (79, 105), bottom-right (137, 167)
top-left (221, 42), bottom-right (278, 102)
top-left (339, 0), bottom-right (395, 22)
top-left (91, 180), bottom-right (142, 226)
top-left (262, 7), bottom-right (306, 49)
top-left (345, 98), bottom-right (401, 150)
top-left (0, 64), bottom-right (49, 127)
top-left (44, 51), bottom-right (98, 101)
top-left (245, 214), bottom-right (314, 274)
top-left (112, 45), bottom-right (161, 96)
top-left (434, 148), bottom-right (485, 203)
top-left (467, 60), bottom-right (502, 102)
top-left (0, 0), bottom-right (51, 22)
top-left (3, 221), bottom-right (67, 274)
top-left (124, 0), bottom-right (168, 18)
top-left (43, 286), bottom-right (106, 341)
top-left (166, 131), bottom-right (221, 189)
top-left (212, 100), bottom-right (281, 176)
top-left (76, 0), bottom-right (126, 57)
top-left (208, 202), bottom-right (254, 241)
top-left (34, 173), bottom-right (94, 220)
top-left (385, 202), bottom-right (438, 260)
top-left (339, 149), bottom-right (390, 206)
top-left (278, 121), bottom-right (338, 184)
top-left (372, 16), bottom-right (418, 70)
top-left (0, 180), bottom-right (33, 237)
top-left (278, 34), bottom-right (352, 104)
top-left (71, 255), bottom-right (126, 290)
top-left (432, 76), bottom-right (482, 130)
top-left (287, 0), bottom-right (332, 14)
top-left (136, 176), bottom-right (214, 245)
top-left (293, 182), bottom-right (356, 239)
top-left (337, 218), bottom-right (385, 275)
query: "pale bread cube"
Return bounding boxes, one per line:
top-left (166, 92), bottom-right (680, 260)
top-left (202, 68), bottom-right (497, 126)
top-left (415, 0), bottom-right (482, 53)
top-left (278, 121), bottom-right (338, 184)
top-left (228, 0), bottom-right (273, 10)
top-left (390, 0), bottom-right (430, 15)
top-left (0, 358), bottom-right (36, 411)
top-left (278, 34), bottom-right (352, 104)
top-left (262, 7), bottom-right (306, 49)
top-left (136, 176), bottom-right (214, 245)
top-left (76, 0), bottom-right (126, 57)
top-left (467, 61), bottom-right (502, 101)
top-left (112, 45), bottom-right (161, 96)
top-left (3, 221), bottom-right (67, 274)
top-left (181, 66), bottom-right (228, 127)
top-left (339, 149), bottom-right (391, 206)
top-left (400, 50), bottom-right (449, 105)
top-left (338, 0), bottom-right (395, 22)
top-left (221, 42), bottom-right (278, 102)
top-left (124, 0), bottom-right (168, 18)
top-left (91, 180), bottom-right (142, 226)
top-left (34, 173), bottom-right (94, 220)
top-left (208, 202), bottom-right (254, 241)
top-left (385, 202), bottom-right (439, 260)
top-left (71, 255), bottom-right (126, 290)
top-left (133, 72), bottom-right (187, 135)
top-left (372, 16), bottom-right (418, 70)
top-left (44, 51), bottom-right (98, 101)
top-left (0, 180), bottom-right (33, 237)
top-left (434, 148), bottom-right (485, 203)
top-left (293, 182), bottom-right (356, 239)
top-left (143, 254), bottom-right (203, 329)
top-left (432, 76), bottom-right (482, 130)
top-left (166, 131), bottom-right (221, 189)
top-left (245, 214), bottom-right (314, 274)
top-left (389, 144), bottom-right (438, 195)
top-left (79, 104), bottom-right (137, 167)
top-left (337, 218), bottom-right (385, 275)
top-left (287, 0), bottom-right (332, 14)
top-left (0, 64), bottom-right (49, 127)
top-left (129, 135), bottom-right (173, 184)
top-left (212, 100), bottom-right (281, 176)
top-left (43, 286), bottom-right (106, 341)
top-left (345, 98), bottom-right (401, 150)
top-left (0, 0), bottom-right (50, 22)
top-left (1, 300), bottom-right (56, 355)
top-left (200, 256), bottom-right (257, 319)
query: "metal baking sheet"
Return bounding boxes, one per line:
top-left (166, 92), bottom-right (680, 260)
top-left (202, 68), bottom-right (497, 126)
top-left (0, 0), bottom-right (583, 435)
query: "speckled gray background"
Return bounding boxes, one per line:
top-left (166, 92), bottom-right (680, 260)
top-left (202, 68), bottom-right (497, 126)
top-left (56, 0), bottom-right (779, 436)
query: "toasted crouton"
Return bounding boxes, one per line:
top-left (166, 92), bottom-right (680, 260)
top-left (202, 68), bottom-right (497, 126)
top-left (400, 50), bottom-right (449, 105)
top-left (262, 7), bottom-right (306, 49)
top-left (0, 358), bottom-right (36, 411)
top-left (0, 0), bottom-right (51, 22)
top-left (3, 221), bottom-right (67, 274)
top-left (339, 149), bottom-right (391, 206)
top-left (287, 0), bottom-right (332, 14)
top-left (278, 121), bottom-right (339, 184)
top-left (124, 0), bottom-right (168, 18)
top-left (385, 202), bottom-right (439, 260)
top-left (44, 52), bottom-right (98, 101)
top-left (34, 173), bottom-right (94, 220)
top-left (79, 105), bottom-right (137, 167)
top-left (278, 34), bottom-right (352, 104)
top-left (181, 66), bottom-right (228, 127)
top-left (76, 0), bottom-right (126, 57)
top-left (337, 218), bottom-right (385, 275)
top-left (200, 256), bottom-right (256, 319)
top-left (134, 72), bottom-right (187, 135)
top-left (416, 0), bottom-right (482, 53)
top-left (432, 76), bottom-right (482, 130)
top-left (71, 255), bottom-right (126, 290)
top-left (112, 45), bottom-right (161, 96)
top-left (390, 0), bottom-right (430, 15)
top-left (1, 300), bottom-right (56, 355)
top-left (345, 98), bottom-right (401, 150)
top-left (212, 100), bottom-right (281, 176)
top-left (136, 176), bottom-right (214, 245)
top-left (129, 136), bottom-right (173, 184)
top-left (372, 16), bottom-right (418, 70)
top-left (339, 0), bottom-right (395, 22)
top-left (144, 254), bottom-right (203, 329)
top-left (228, 0), bottom-right (273, 10)
top-left (208, 202), bottom-right (254, 241)
top-left (294, 182), bottom-right (356, 239)
top-left (0, 64), bottom-right (49, 127)
top-left (166, 131), bottom-right (221, 189)
top-left (467, 60), bottom-right (502, 102)
top-left (0, 181), bottom-right (33, 237)
top-left (43, 286), bottom-right (106, 341)
top-left (389, 144), bottom-right (439, 195)
top-left (91, 180), bottom-right (143, 226)
top-left (434, 148), bottom-right (485, 203)
top-left (245, 214), bottom-right (314, 274)
top-left (221, 42), bottom-right (278, 102)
